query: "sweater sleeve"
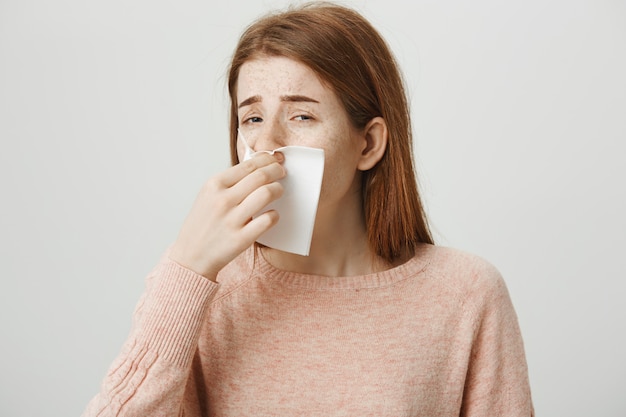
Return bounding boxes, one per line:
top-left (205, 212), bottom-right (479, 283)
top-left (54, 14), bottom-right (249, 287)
top-left (460, 263), bottom-right (534, 417)
top-left (82, 256), bottom-right (219, 417)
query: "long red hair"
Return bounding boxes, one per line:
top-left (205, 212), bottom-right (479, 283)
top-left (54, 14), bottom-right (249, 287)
top-left (227, 2), bottom-right (433, 262)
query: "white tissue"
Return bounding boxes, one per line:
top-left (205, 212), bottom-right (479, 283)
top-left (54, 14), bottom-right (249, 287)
top-left (239, 130), bottom-right (325, 256)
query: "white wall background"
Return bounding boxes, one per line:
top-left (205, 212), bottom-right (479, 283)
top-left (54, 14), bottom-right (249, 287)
top-left (1, 0), bottom-right (624, 415)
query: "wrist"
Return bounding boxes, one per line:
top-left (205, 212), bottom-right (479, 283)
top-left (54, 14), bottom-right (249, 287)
top-left (169, 244), bottom-right (220, 282)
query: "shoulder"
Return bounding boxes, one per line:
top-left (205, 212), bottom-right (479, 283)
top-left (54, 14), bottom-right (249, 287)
top-left (417, 244), bottom-right (510, 314)
top-left (423, 245), bottom-right (503, 286)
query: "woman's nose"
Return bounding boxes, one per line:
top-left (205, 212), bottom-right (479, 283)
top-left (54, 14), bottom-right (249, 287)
top-left (251, 122), bottom-right (287, 152)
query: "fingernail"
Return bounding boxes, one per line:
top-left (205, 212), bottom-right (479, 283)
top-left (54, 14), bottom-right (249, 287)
top-left (274, 152), bottom-right (284, 162)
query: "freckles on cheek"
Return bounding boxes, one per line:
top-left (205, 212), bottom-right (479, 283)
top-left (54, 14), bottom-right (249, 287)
top-left (321, 158), bottom-right (347, 191)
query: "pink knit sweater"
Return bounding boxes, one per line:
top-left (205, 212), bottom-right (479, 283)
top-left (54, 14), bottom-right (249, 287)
top-left (83, 243), bottom-right (533, 416)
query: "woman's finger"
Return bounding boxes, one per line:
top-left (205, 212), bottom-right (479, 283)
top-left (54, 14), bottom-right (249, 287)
top-left (229, 161), bottom-right (285, 205)
top-left (217, 152), bottom-right (284, 189)
top-left (232, 181), bottom-right (284, 223)
top-left (239, 209), bottom-right (281, 243)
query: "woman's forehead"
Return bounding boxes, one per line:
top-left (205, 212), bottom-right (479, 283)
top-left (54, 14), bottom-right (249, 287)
top-left (236, 56), bottom-right (330, 102)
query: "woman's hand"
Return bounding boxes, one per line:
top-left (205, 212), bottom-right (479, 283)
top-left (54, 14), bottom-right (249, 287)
top-left (169, 152), bottom-right (285, 281)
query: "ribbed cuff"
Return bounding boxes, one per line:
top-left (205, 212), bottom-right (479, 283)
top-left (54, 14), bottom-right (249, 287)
top-left (136, 260), bottom-right (219, 367)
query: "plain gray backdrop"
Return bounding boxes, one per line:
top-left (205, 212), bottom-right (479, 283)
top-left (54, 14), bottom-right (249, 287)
top-left (1, 0), bottom-right (625, 415)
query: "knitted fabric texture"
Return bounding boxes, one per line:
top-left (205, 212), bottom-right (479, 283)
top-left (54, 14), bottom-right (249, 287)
top-left (83, 244), bottom-right (533, 416)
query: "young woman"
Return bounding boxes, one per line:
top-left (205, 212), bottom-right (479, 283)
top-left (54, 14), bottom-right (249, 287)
top-left (83, 3), bottom-right (533, 416)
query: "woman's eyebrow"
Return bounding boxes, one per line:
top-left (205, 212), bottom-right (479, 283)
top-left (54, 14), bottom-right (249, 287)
top-left (238, 95), bottom-right (261, 108)
top-left (280, 94), bottom-right (319, 104)
top-left (238, 94), bottom-right (320, 109)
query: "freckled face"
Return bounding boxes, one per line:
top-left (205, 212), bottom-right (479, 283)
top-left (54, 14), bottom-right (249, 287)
top-left (236, 56), bottom-right (365, 210)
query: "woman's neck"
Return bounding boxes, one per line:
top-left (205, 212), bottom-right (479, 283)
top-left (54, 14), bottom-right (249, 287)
top-left (260, 190), bottom-right (393, 277)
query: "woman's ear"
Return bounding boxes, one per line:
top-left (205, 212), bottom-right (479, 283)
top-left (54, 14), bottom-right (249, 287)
top-left (357, 117), bottom-right (388, 171)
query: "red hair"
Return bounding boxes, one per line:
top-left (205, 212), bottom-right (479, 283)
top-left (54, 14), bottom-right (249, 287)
top-left (228, 2), bottom-right (433, 262)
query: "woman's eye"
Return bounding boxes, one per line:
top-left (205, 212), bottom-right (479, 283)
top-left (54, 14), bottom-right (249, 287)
top-left (244, 116), bottom-right (263, 124)
top-left (294, 115), bottom-right (312, 121)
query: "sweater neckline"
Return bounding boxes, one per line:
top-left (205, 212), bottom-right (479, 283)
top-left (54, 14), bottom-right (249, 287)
top-left (250, 243), bottom-right (432, 290)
